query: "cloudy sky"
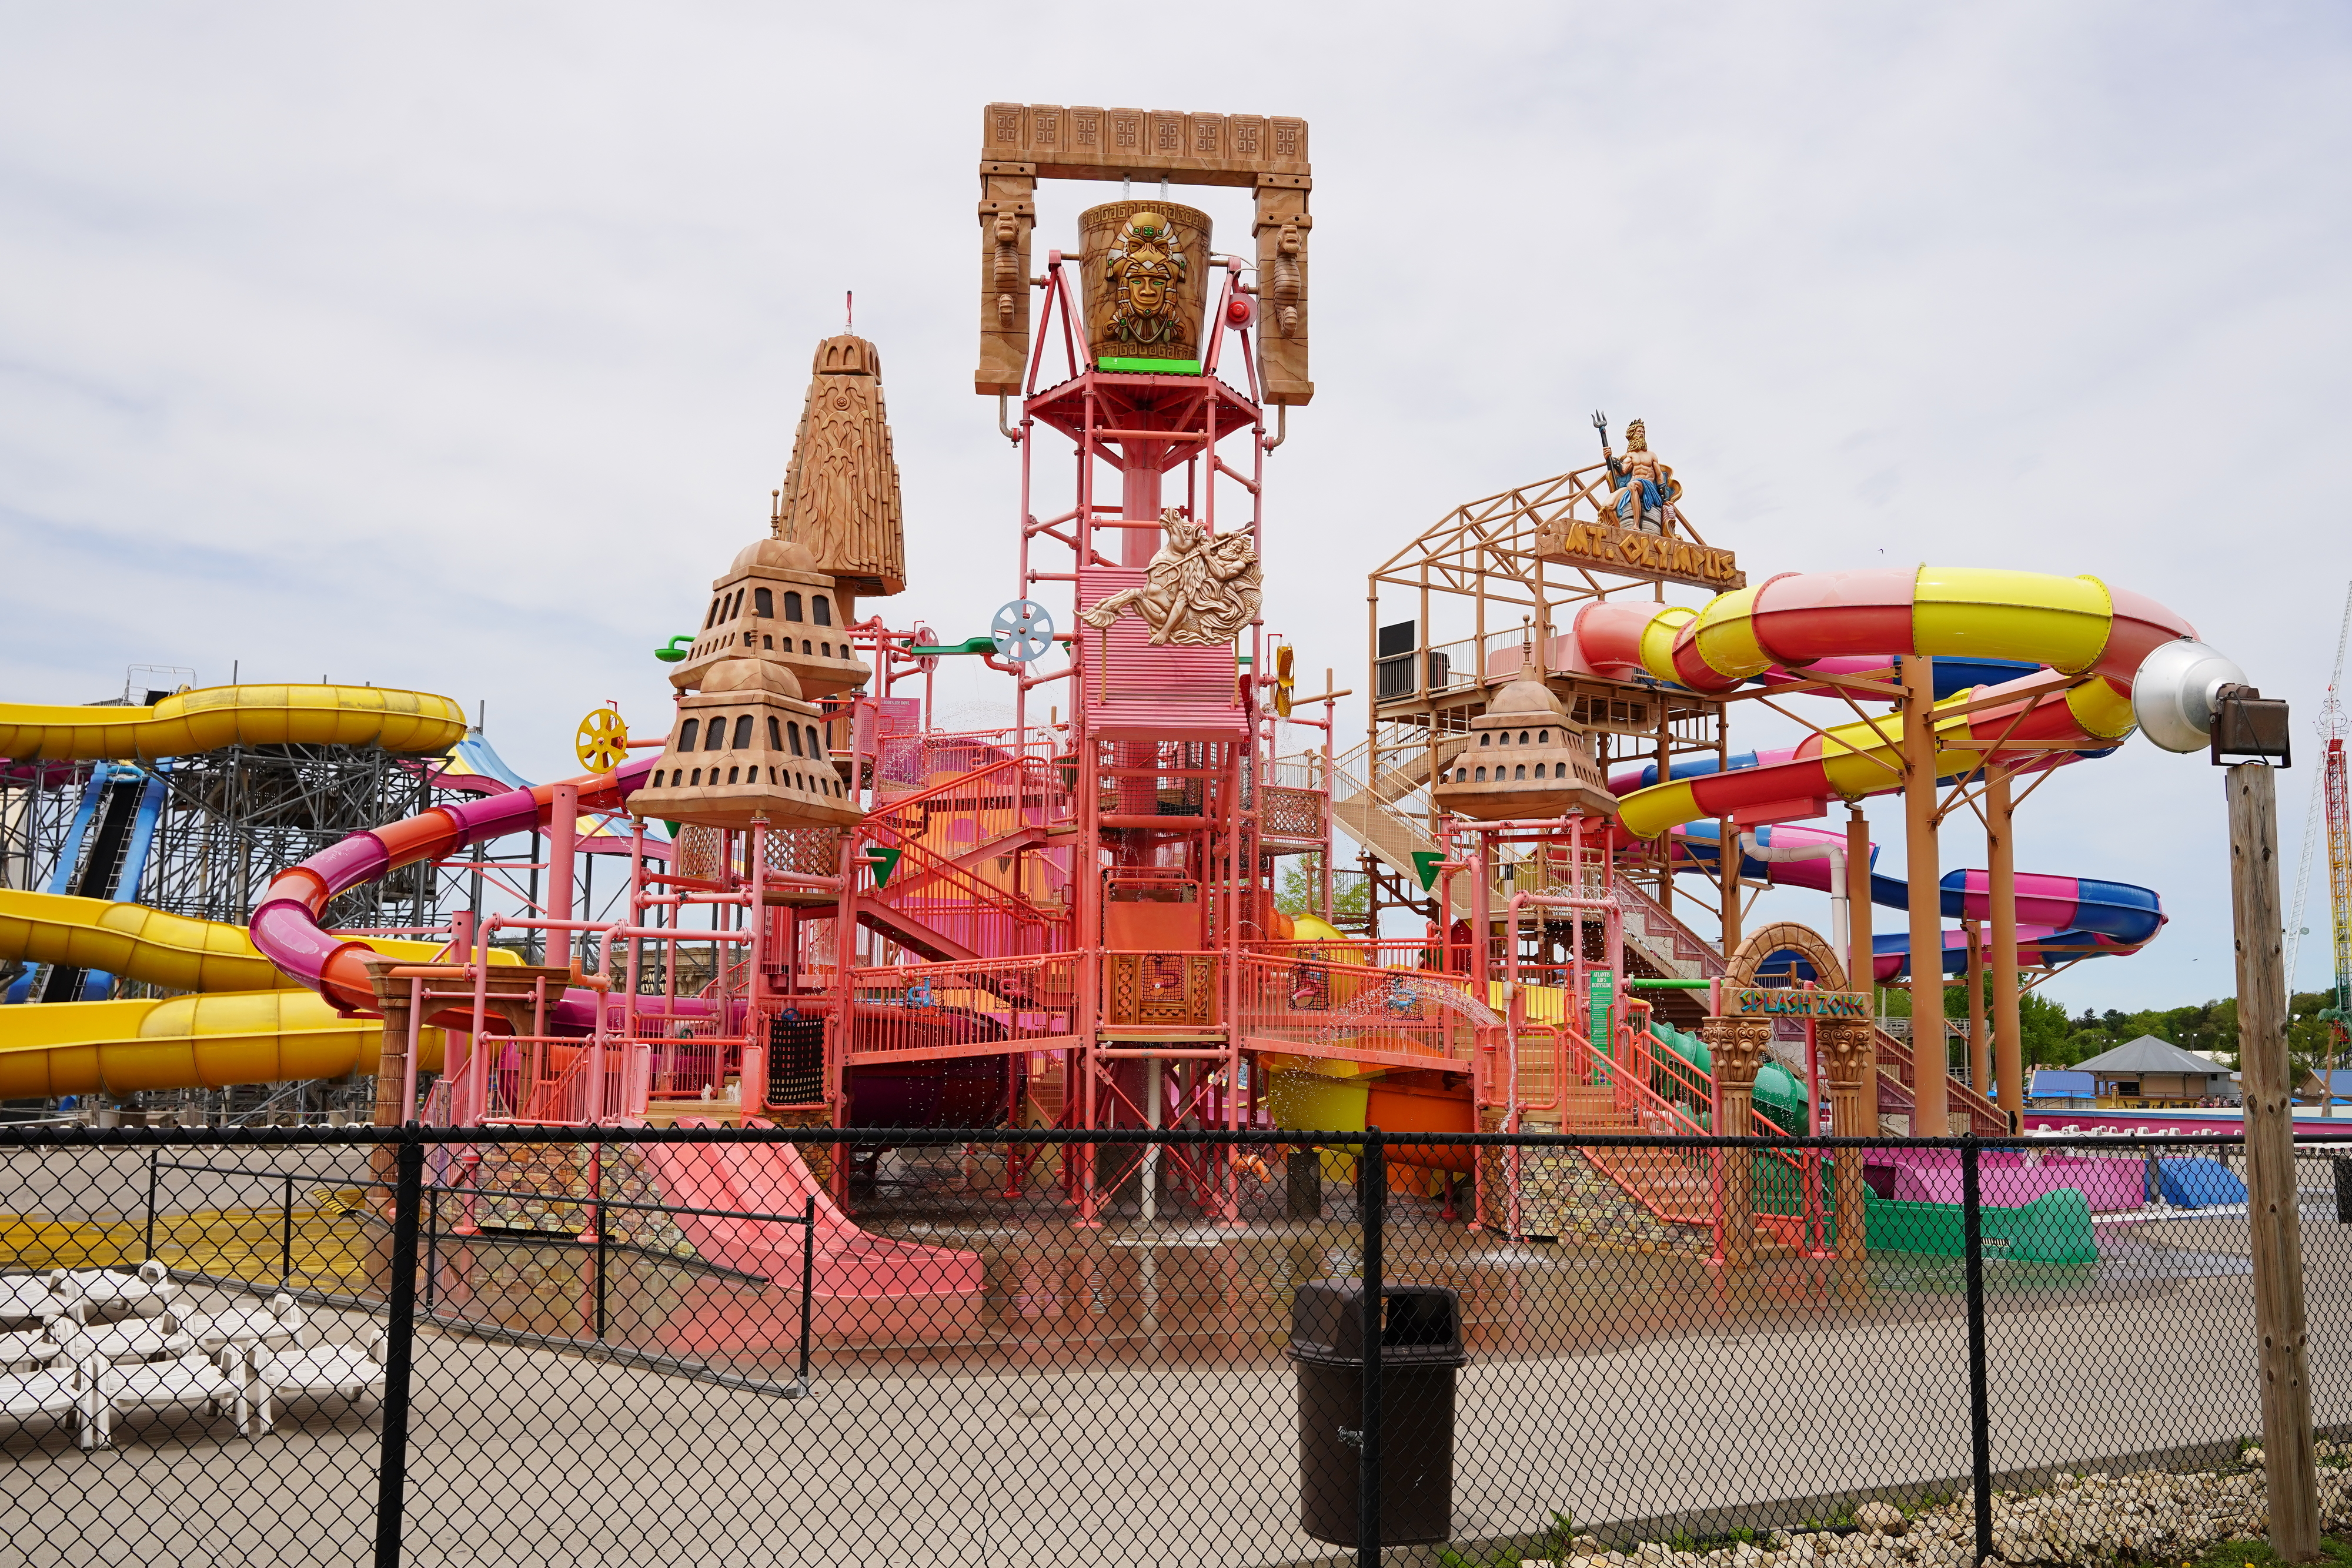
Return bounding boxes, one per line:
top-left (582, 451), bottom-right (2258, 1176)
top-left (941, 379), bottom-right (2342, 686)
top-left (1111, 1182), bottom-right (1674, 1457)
top-left (3, 4), bottom-right (2346, 1014)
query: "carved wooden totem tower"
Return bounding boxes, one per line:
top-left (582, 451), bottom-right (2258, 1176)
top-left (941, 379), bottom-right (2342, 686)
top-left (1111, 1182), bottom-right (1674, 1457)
top-left (776, 333), bottom-right (907, 601)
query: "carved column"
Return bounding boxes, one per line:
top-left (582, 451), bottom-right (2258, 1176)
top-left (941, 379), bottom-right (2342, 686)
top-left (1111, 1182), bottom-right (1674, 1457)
top-left (1252, 174), bottom-right (1312, 404)
top-left (1699, 1017), bottom-right (1773, 1270)
top-left (975, 161), bottom-right (1037, 395)
top-left (1819, 1020), bottom-right (1877, 1275)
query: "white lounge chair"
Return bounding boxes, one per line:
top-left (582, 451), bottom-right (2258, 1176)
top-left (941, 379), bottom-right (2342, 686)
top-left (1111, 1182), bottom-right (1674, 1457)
top-left (0, 1359), bottom-right (97, 1450)
top-left (52, 1313), bottom-right (193, 1366)
top-left (174, 1293), bottom-right (303, 1356)
top-left (248, 1327), bottom-right (386, 1434)
top-left (57, 1261), bottom-right (176, 1318)
top-left (0, 1329), bottom-right (61, 1370)
top-left (89, 1349), bottom-right (252, 1445)
top-left (0, 1272), bottom-right (67, 1328)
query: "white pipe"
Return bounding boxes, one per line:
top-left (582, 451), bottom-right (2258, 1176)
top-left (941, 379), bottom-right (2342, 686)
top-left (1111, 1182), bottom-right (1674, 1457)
top-left (1738, 831), bottom-right (1848, 962)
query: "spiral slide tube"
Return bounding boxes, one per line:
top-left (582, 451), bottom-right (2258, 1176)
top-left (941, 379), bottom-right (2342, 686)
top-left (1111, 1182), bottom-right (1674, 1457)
top-left (248, 756), bottom-right (663, 1034)
top-left (0, 991), bottom-right (448, 1099)
top-left (0, 890), bottom-right (506, 997)
top-left (1572, 568), bottom-right (2200, 840)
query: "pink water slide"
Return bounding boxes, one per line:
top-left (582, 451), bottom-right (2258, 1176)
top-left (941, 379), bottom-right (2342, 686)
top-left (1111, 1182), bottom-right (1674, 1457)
top-left (249, 757), bottom-right (688, 1035)
top-left (639, 1121), bottom-right (985, 1343)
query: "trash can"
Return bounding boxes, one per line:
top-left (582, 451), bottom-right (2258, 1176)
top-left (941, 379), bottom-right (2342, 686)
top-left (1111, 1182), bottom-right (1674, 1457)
top-left (1288, 1279), bottom-right (1466, 1548)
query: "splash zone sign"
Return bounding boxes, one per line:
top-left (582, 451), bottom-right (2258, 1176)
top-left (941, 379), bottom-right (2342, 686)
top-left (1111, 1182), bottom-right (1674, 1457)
top-left (1729, 989), bottom-right (1870, 1019)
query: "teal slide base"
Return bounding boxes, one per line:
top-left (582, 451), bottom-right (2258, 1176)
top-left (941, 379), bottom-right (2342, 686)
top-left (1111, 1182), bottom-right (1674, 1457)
top-left (1864, 1187), bottom-right (2098, 1266)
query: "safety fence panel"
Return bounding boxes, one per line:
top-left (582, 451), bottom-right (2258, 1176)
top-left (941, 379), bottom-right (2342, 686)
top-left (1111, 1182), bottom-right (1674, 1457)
top-left (1235, 952), bottom-right (1487, 1065)
top-left (4, 1128), bottom-right (2351, 1567)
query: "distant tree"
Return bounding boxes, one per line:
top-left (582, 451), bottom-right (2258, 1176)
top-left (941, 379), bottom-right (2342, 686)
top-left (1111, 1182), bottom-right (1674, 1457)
top-left (1276, 852), bottom-right (1369, 921)
top-left (2019, 992), bottom-right (2074, 1067)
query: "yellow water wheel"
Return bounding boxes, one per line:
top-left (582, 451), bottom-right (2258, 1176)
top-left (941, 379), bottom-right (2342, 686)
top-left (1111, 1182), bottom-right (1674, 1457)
top-left (574, 707), bottom-right (629, 773)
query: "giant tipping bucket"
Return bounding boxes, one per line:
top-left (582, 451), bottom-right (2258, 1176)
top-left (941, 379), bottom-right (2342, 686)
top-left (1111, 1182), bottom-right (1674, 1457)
top-left (1077, 200), bottom-right (1214, 367)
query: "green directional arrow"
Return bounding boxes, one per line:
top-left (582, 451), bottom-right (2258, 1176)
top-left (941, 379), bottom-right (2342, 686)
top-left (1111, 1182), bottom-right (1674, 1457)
top-left (866, 845), bottom-right (903, 889)
top-left (1410, 851), bottom-right (1445, 892)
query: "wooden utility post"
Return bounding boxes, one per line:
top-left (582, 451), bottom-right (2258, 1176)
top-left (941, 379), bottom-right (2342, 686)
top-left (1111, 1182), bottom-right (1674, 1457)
top-left (2228, 761), bottom-right (2319, 1559)
top-left (1986, 767), bottom-right (2023, 1130)
top-left (1900, 654), bottom-right (1947, 1134)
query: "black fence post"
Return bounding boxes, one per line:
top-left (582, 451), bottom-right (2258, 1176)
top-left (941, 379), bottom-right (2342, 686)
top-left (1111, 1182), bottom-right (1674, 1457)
top-left (1960, 1135), bottom-right (1993, 1566)
top-left (799, 1192), bottom-right (817, 1393)
top-left (282, 1172), bottom-right (297, 1286)
top-left (373, 1125), bottom-right (426, 1568)
top-left (1359, 1127), bottom-right (1385, 1568)
top-left (143, 1149), bottom-right (159, 1262)
top-left (423, 1185), bottom-right (439, 1313)
top-left (593, 1135), bottom-right (608, 1342)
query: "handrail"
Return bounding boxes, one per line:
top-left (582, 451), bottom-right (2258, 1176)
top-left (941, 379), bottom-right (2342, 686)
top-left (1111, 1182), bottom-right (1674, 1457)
top-left (860, 823), bottom-right (1071, 948)
top-left (1873, 1022), bottom-right (2006, 1134)
top-left (867, 753), bottom-right (1066, 839)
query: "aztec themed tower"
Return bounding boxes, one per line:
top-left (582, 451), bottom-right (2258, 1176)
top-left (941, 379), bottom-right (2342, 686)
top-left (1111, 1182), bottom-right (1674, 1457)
top-left (776, 333), bottom-right (907, 599)
top-left (630, 531), bottom-right (866, 830)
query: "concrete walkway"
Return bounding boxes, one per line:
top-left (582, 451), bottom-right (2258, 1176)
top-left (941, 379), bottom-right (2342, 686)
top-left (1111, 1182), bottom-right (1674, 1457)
top-left (2, 1192), bottom-right (2343, 1568)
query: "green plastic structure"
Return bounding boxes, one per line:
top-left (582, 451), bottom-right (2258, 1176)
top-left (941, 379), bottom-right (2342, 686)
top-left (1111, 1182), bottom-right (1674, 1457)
top-left (1864, 1186), bottom-right (2099, 1266)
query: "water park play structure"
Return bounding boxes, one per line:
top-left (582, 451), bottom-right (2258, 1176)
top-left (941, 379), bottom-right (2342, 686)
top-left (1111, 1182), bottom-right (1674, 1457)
top-left (0, 103), bottom-right (2284, 1310)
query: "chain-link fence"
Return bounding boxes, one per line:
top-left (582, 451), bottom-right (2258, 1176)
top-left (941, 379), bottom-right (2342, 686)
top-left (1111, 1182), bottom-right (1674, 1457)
top-left (1, 1126), bottom-right (2347, 1567)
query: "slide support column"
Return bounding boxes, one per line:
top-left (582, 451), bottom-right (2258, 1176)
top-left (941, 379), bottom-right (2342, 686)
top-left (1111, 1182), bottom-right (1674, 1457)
top-left (1718, 814), bottom-right (1740, 958)
top-left (549, 783), bottom-right (578, 971)
top-left (1964, 919), bottom-right (1987, 1103)
top-left (1901, 655), bottom-right (1946, 1135)
top-left (1845, 805), bottom-right (1875, 1126)
top-left (1986, 768), bottom-right (2023, 1131)
top-left (2228, 761), bottom-right (2320, 1560)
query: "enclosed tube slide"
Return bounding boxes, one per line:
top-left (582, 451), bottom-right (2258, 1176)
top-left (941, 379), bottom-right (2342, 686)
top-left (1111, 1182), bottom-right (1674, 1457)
top-left (248, 756), bottom-right (662, 1035)
top-left (0, 991), bottom-right (447, 1099)
top-left (1569, 568), bottom-right (2201, 840)
top-left (0, 684), bottom-right (468, 763)
top-left (0, 893), bottom-right (521, 1095)
top-left (1666, 821), bottom-right (2164, 979)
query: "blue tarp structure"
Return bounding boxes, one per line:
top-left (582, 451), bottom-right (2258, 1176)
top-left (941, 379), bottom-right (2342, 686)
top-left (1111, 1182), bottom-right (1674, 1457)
top-left (2153, 1156), bottom-right (2246, 1208)
top-left (2030, 1069), bottom-right (2096, 1102)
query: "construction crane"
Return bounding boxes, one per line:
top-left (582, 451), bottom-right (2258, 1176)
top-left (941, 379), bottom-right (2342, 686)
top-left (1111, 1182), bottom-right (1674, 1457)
top-left (2287, 580), bottom-right (2352, 1114)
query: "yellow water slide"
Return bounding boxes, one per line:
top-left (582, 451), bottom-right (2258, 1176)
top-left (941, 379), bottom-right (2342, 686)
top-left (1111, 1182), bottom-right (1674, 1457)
top-left (0, 683), bottom-right (468, 763)
top-left (0, 682), bottom-right (476, 1095)
top-left (0, 991), bottom-right (448, 1099)
top-left (0, 893), bottom-right (513, 1096)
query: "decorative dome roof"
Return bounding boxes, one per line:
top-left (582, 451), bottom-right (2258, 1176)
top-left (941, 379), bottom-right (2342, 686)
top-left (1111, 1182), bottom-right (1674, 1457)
top-left (730, 536), bottom-right (823, 577)
top-left (1431, 668), bottom-right (1616, 823)
top-left (699, 657), bottom-right (803, 698)
top-left (1487, 668), bottom-right (1569, 718)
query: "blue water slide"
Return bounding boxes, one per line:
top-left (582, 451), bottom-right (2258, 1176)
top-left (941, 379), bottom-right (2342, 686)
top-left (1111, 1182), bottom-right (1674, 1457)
top-left (5, 765), bottom-right (108, 1004)
top-left (78, 768), bottom-right (168, 999)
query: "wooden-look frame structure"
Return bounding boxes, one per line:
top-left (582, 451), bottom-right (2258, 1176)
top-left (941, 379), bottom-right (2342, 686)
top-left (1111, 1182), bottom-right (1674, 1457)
top-left (1354, 459), bottom-right (1739, 956)
top-left (975, 103), bottom-right (1312, 405)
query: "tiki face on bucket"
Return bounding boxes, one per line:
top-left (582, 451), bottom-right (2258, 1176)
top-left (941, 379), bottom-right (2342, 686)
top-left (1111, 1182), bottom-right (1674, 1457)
top-left (1079, 201), bottom-right (1211, 366)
